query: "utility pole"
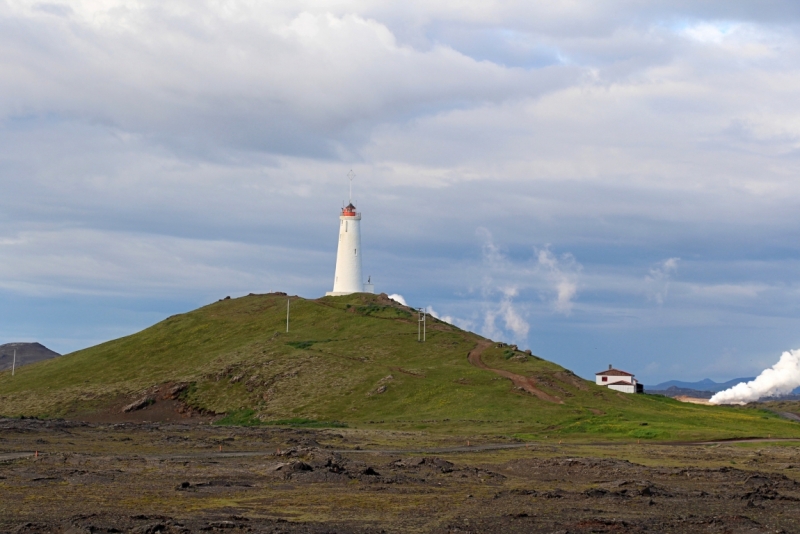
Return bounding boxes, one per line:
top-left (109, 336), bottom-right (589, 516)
top-left (286, 299), bottom-right (290, 333)
top-left (11, 349), bottom-right (16, 376)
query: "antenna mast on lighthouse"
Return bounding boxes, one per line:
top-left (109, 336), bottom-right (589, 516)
top-left (347, 169), bottom-right (355, 204)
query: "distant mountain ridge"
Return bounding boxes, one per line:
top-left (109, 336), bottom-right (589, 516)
top-left (0, 342), bottom-right (61, 371)
top-left (646, 377), bottom-right (800, 397)
top-left (646, 377), bottom-right (756, 393)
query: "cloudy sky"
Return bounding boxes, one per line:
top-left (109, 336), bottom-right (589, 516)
top-left (2, 0), bottom-right (800, 383)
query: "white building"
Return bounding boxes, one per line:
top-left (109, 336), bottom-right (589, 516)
top-left (326, 201), bottom-right (375, 296)
top-left (595, 365), bottom-right (643, 394)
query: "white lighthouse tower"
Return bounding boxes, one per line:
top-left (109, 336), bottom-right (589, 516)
top-left (326, 172), bottom-right (375, 296)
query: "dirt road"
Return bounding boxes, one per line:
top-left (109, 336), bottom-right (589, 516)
top-left (467, 340), bottom-right (563, 403)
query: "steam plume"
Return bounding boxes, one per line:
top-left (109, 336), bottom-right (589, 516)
top-left (646, 257), bottom-right (679, 304)
top-left (425, 306), bottom-right (454, 325)
top-left (388, 294), bottom-right (407, 306)
top-left (536, 247), bottom-right (580, 314)
top-left (709, 349), bottom-right (800, 405)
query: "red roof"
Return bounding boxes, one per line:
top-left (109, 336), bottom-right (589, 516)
top-left (342, 203), bottom-right (358, 216)
top-left (596, 368), bottom-right (634, 376)
top-left (607, 380), bottom-right (633, 386)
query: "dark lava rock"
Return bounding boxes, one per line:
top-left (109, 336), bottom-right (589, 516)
top-left (393, 457), bottom-right (424, 468)
top-left (122, 396), bottom-right (156, 413)
top-left (12, 523), bottom-right (49, 534)
top-left (429, 457), bottom-right (454, 473)
top-left (208, 521), bottom-right (236, 529)
top-left (291, 461), bottom-right (314, 472)
top-left (164, 383), bottom-right (189, 400)
top-left (745, 475), bottom-right (772, 487)
top-left (131, 523), bottom-right (166, 534)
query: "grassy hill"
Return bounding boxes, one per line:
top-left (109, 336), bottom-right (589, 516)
top-left (1, 292), bottom-right (798, 441)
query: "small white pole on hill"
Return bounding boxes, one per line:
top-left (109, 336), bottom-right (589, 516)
top-left (286, 299), bottom-right (290, 333)
top-left (12, 349), bottom-right (16, 376)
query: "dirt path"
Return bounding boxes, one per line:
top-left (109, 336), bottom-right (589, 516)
top-left (467, 339), bottom-right (563, 403)
top-left (0, 452), bottom-right (34, 462)
top-left (139, 436), bottom-right (800, 458)
top-left (8, 436), bottom-right (800, 465)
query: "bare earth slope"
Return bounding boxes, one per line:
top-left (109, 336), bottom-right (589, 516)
top-left (468, 339), bottom-right (563, 403)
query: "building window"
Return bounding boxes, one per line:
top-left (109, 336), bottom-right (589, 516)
top-left (602, 376), bottom-right (607, 382)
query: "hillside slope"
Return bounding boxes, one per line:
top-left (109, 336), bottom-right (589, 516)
top-left (1, 293), bottom-right (798, 440)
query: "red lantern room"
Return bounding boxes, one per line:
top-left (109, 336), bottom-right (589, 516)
top-left (341, 203), bottom-right (358, 217)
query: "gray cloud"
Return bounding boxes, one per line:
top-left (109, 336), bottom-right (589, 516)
top-left (0, 3), bottom-right (580, 160)
top-left (2, 0), bottom-right (800, 381)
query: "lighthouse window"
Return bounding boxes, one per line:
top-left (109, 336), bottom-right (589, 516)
top-left (355, 248), bottom-right (357, 255)
top-left (346, 221), bottom-right (348, 232)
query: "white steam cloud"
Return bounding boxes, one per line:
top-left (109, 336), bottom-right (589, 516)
top-left (388, 294), bottom-right (407, 306)
top-left (646, 257), bottom-right (680, 304)
top-left (710, 349), bottom-right (800, 405)
top-left (498, 288), bottom-right (530, 339)
top-left (425, 306), bottom-right (454, 325)
top-left (537, 247), bottom-right (580, 314)
top-left (389, 294), bottom-right (460, 327)
top-left (482, 287), bottom-right (530, 342)
top-left (474, 228), bottom-right (533, 342)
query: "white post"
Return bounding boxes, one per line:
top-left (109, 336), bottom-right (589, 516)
top-left (286, 299), bottom-right (290, 333)
top-left (11, 349), bottom-right (16, 376)
top-left (418, 308), bottom-right (426, 342)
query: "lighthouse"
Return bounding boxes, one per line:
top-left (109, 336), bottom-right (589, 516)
top-left (326, 172), bottom-right (375, 296)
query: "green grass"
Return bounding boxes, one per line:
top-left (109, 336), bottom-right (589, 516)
top-left (1, 292), bottom-right (799, 441)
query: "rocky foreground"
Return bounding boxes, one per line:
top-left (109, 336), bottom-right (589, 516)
top-left (1, 418), bottom-right (800, 533)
